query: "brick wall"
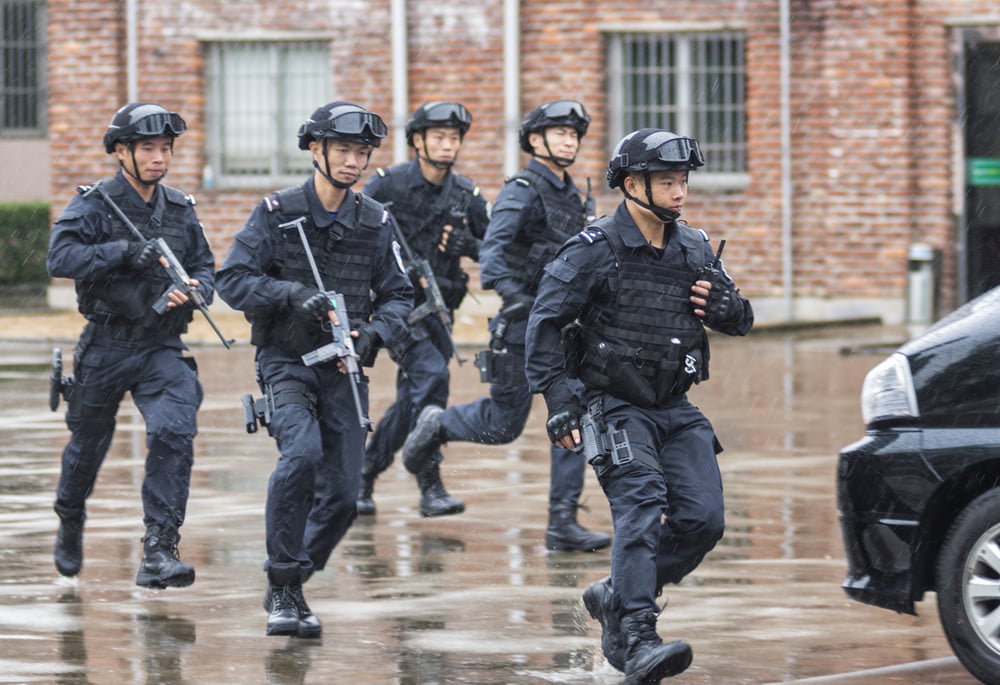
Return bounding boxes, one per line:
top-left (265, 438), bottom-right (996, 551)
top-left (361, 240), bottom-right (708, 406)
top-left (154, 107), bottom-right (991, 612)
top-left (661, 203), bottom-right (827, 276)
top-left (47, 0), bottom-right (997, 322)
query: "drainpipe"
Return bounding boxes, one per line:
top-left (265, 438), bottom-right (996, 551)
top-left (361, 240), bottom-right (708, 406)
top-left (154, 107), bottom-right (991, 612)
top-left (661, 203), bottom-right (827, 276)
top-left (779, 0), bottom-right (794, 322)
top-left (503, 0), bottom-right (520, 178)
top-left (391, 0), bottom-right (409, 163)
top-left (126, 0), bottom-right (138, 100)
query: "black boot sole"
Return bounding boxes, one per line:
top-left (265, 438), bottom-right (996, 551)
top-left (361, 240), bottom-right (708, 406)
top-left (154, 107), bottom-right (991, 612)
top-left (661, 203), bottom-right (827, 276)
top-left (625, 641), bottom-right (693, 684)
top-left (546, 535), bottom-right (612, 552)
top-left (135, 569), bottom-right (195, 589)
top-left (420, 501), bottom-right (465, 517)
top-left (265, 619), bottom-right (299, 636)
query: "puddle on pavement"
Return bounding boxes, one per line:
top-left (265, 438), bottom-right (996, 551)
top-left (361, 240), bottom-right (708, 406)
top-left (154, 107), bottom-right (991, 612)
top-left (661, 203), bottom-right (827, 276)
top-left (0, 328), bottom-right (980, 684)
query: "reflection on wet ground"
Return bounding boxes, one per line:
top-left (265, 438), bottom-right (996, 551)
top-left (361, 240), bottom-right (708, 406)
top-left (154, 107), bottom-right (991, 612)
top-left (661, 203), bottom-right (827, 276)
top-left (0, 326), bottom-right (980, 684)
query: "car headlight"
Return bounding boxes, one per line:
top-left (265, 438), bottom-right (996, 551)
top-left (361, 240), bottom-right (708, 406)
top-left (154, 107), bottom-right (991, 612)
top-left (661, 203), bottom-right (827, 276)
top-left (860, 352), bottom-right (920, 426)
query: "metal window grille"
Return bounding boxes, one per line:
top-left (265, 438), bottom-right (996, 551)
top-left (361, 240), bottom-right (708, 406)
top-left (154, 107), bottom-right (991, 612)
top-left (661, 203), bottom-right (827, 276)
top-left (204, 41), bottom-right (329, 188)
top-left (608, 31), bottom-right (746, 175)
top-left (0, 0), bottom-right (46, 135)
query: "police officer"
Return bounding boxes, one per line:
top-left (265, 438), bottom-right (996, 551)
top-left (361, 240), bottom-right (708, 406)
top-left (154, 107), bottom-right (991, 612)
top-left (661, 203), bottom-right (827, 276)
top-left (46, 102), bottom-right (215, 589)
top-left (358, 101), bottom-right (489, 518)
top-left (525, 129), bottom-right (754, 681)
top-left (215, 102), bottom-right (412, 637)
top-left (403, 99), bottom-right (610, 552)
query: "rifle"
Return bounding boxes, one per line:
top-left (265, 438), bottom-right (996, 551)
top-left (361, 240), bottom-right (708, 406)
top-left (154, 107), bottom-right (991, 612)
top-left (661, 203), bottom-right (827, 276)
top-left (80, 182), bottom-right (234, 348)
top-left (280, 217), bottom-right (371, 429)
top-left (388, 215), bottom-right (466, 365)
top-left (584, 177), bottom-right (597, 223)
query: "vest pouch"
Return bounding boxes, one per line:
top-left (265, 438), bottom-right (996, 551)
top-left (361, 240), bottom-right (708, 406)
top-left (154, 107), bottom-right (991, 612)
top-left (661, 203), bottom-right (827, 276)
top-left (578, 334), bottom-right (656, 408)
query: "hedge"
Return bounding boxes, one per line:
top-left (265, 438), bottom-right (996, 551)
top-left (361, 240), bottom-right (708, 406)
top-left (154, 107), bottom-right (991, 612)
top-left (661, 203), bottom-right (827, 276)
top-left (0, 202), bottom-right (50, 285)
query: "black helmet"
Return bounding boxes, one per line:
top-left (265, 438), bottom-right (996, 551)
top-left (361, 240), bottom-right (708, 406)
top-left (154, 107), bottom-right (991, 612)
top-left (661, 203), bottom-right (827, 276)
top-left (405, 101), bottom-right (473, 146)
top-left (606, 128), bottom-right (705, 189)
top-left (518, 99), bottom-right (590, 154)
top-left (297, 101), bottom-right (387, 150)
top-left (103, 102), bottom-right (186, 153)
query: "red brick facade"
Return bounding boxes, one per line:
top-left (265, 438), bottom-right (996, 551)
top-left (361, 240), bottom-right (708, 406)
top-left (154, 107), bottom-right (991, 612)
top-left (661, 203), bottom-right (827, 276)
top-left (46, 0), bottom-right (1000, 324)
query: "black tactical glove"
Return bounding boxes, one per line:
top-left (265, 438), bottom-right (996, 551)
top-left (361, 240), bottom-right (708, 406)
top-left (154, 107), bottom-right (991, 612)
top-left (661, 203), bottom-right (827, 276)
top-left (442, 225), bottom-right (478, 259)
top-left (543, 382), bottom-right (585, 444)
top-left (353, 324), bottom-right (382, 367)
top-left (288, 283), bottom-right (332, 320)
top-left (701, 283), bottom-right (741, 327)
top-left (123, 240), bottom-right (159, 271)
top-left (500, 292), bottom-right (534, 322)
top-left (546, 409), bottom-right (582, 444)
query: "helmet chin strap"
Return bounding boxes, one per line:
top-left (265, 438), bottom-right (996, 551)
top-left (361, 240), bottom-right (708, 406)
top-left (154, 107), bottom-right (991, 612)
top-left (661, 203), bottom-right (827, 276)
top-left (415, 141), bottom-right (455, 170)
top-left (120, 142), bottom-right (167, 187)
top-left (623, 172), bottom-right (680, 223)
top-left (532, 133), bottom-right (575, 168)
top-left (314, 139), bottom-right (363, 189)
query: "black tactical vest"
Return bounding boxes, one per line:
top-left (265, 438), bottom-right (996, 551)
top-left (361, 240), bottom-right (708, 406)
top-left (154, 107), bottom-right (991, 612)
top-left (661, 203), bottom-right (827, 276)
top-left (503, 167), bottom-right (585, 294)
top-left (253, 185), bottom-right (386, 355)
top-left (578, 217), bottom-right (710, 385)
top-left (374, 164), bottom-right (475, 305)
top-left (77, 176), bottom-right (195, 332)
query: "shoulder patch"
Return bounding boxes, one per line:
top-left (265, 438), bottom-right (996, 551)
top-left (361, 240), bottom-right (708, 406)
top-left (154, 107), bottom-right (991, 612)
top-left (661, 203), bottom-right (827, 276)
top-left (454, 174), bottom-right (475, 193)
top-left (162, 184), bottom-right (194, 207)
top-left (263, 193), bottom-right (281, 213)
top-left (579, 228), bottom-right (606, 245)
top-left (504, 175), bottom-right (531, 187)
top-left (376, 167), bottom-right (387, 177)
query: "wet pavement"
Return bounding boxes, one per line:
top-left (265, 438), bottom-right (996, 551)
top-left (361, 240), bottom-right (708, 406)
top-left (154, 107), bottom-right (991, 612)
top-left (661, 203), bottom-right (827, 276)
top-left (0, 324), bottom-right (982, 684)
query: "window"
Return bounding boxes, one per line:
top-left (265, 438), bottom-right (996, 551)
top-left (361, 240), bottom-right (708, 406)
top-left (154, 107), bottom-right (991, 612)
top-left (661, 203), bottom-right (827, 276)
top-left (204, 41), bottom-right (329, 188)
top-left (607, 30), bottom-right (746, 185)
top-left (1, 0), bottom-right (46, 135)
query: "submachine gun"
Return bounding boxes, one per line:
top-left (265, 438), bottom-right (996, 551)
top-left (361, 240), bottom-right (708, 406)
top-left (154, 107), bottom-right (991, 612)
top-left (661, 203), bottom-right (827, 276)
top-left (284, 217), bottom-right (370, 429)
top-left (388, 214), bottom-right (466, 366)
top-left (78, 182), bottom-right (233, 349)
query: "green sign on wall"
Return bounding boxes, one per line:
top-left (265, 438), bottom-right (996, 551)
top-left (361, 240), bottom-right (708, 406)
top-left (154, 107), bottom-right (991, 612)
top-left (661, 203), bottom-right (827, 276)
top-left (969, 158), bottom-right (1000, 186)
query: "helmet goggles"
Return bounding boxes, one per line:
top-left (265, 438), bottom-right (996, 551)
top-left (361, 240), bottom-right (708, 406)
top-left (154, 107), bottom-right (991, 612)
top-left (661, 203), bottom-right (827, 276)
top-left (641, 133), bottom-right (705, 168)
top-left (306, 109), bottom-right (387, 141)
top-left (422, 101), bottom-right (473, 128)
top-left (131, 111), bottom-right (187, 137)
top-left (539, 99), bottom-right (588, 122)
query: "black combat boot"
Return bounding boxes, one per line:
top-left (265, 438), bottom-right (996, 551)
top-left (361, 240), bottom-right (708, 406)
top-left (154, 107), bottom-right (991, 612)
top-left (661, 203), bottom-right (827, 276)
top-left (266, 584), bottom-right (301, 636)
top-left (416, 462), bottom-right (465, 517)
top-left (402, 405), bottom-right (445, 474)
top-left (263, 582), bottom-right (322, 638)
top-left (356, 471), bottom-right (376, 517)
top-left (546, 500), bottom-right (611, 552)
top-left (135, 525), bottom-right (195, 589)
top-left (54, 513), bottom-right (85, 577)
top-left (620, 610), bottom-right (692, 684)
top-left (583, 576), bottom-right (625, 671)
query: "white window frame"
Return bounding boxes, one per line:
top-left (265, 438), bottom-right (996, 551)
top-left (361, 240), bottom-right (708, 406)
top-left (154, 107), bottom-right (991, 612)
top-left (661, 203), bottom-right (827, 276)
top-left (201, 35), bottom-right (330, 189)
top-left (604, 23), bottom-right (749, 190)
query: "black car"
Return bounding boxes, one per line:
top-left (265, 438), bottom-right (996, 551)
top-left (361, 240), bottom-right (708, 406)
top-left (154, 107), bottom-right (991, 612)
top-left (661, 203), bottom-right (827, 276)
top-left (838, 285), bottom-right (1000, 685)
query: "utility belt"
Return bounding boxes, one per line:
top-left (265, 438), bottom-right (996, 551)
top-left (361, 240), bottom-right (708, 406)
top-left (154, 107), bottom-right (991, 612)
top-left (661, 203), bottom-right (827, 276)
top-left (88, 320), bottom-right (161, 342)
top-left (562, 324), bottom-right (701, 408)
